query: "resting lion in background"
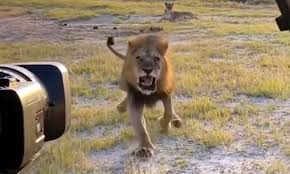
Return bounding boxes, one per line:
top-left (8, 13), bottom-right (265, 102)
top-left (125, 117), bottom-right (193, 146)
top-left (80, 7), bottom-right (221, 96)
top-left (162, 2), bottom-right (198, 21)
top-left (106, 34), bottom-right (182, 157)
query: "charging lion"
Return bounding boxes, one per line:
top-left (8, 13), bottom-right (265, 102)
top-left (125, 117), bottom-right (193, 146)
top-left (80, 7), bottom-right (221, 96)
top-left (107, 34), bottom-right (182, 157)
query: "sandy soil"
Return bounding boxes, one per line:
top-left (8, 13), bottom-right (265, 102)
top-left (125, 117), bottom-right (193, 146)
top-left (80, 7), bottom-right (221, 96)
top-left (84, 98), bottom-right (290, 174)
top-left (0, 13), bottom-right (163, 42)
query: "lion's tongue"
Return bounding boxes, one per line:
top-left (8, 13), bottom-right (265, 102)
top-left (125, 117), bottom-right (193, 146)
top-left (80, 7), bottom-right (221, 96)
top-left (141, 77), bottom-right (152, 86)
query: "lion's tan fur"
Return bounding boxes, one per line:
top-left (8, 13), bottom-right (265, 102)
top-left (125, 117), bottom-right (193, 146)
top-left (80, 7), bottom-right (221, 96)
top-left (120, 34), bottom-right (174, 95)
top-left (106, 34), bottom-right (182, 157)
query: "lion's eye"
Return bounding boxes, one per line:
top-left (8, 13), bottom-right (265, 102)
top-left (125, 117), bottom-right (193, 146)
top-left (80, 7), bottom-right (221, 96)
top-left (154, 57), bottom-right (160, 62)
top-left (136, 56), bottom-right (141, 60)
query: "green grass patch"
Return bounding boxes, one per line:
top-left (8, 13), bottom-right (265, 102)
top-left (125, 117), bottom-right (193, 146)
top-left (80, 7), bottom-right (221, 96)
top-left (0, 0), bottom-right (278, 20)
top-left (171, 119), bottom-right (233, 148)
top-left (70, 55), bottom-right (122, 83)
top-left (259, 55), bottom-right (290, 69)
top-left (0, 0), bottom-right (165, 19)
top-left (207, 22), bottom-right (277, 36)
top-left (71, 82), bottom-right (123, 100)
top-left (37, 136), bottom-right (94, 174)
top-left (181, 97), bottom-right (217, 118)
top-left (174, 53), bottom-right (244, 96)
top-left (0, 42), bottom-right (99, 64)
top-left (180, 97), bottom-right (232, 126)
top-left (71, 106), bottom-right (126, 131)
top-left (276, 32), bottom-right (290, 45)
top-left (198, 129), bottom-right (233, 148)
top-left (38, 127), bottom-right (133, 173)
top-left (243, 78), bottom-right (290, 99)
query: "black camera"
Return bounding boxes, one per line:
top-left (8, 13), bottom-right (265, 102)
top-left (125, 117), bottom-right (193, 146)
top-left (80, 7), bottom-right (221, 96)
top-left (0, 62), bottom-right (71, 173)
top-left (275, 0), bottom-right (290, 31)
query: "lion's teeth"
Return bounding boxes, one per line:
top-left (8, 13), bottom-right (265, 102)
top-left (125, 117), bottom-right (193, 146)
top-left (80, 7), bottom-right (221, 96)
top-left (141, 76), bottom-right (153, 86)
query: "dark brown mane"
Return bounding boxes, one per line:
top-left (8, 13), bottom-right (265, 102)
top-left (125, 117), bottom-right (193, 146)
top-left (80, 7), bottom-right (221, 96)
top-left (128, 84), bottom-right (167, 107)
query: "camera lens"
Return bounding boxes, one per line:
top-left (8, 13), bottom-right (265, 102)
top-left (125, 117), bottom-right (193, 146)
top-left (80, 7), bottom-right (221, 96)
top-left (0, 110), bottom-right (5, 140)
top-left (0, 112), bottom-right (2, 136)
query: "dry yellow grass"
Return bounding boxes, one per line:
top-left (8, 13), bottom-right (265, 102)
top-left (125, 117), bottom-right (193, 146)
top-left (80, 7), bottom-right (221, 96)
top-left (0, 0), bottom-right (289, 173)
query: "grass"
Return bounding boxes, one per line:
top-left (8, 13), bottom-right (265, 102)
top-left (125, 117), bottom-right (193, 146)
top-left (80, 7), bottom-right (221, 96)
top-left (283, 145), bottom-right (290, 157)
top-left (180, 97), bottom-right (231, 126)
top-left (0, 0), bottom-right (279, 20)
top-left (70, 56), bottom-right (121, 83)
top-left (37, 127), bottom-right (133, 174)
top-left (86, 128), bottom-right (134, 150)
top-left (0, 0), bottom-right (165, 19)
top-left (199, 129), bottom-right (233, 148)
top-left (37, 104), bottom-right (134, 173)
top-left (71, 106), bottom-right (127, 131)
top-left (276, 33), bottom-right (290, 45)
top-left (233, 101), bottom-right (260, 125)
top-left (171, 37), bottom-right (290, 99)
top-left (0, 41), bottom-right (125, 100)
top-left (0, 42), bottom-right (99, 64)
top-left (259, 55), bottom-right (290, 69)
top-left (170, 98), bottom-right (234, 148)
top-left (245, 118), bottom-right (289, 148)
top-left (244, 41), bottom-right (273, 54)
top-left (72, 84), bottom-right (123, 100)
top-left (181, 97), bottom-right (217, 117)
top-left (233, 102), bottom-right (260, 116)
top-left (243, 78), bottom-right (290, 99)
top-left (1, 0), bottom-right (290, 173)
top-left (207, 22), bottom-right (278, 36)
top-left (177, 41), bottom-right (290, 98)
top-left (0, 6), bottom-right (26, 18)
top-left (37, 138), bottom-right (93, 174)
top-left (265, 160), bottom-right (288, 174)
top-left (171, 119), bottom-right (233, 148)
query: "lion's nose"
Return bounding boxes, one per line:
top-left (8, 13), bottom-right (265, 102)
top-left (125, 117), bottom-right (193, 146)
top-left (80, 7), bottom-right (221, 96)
top-left (143, 68), bottom-right (153, 74)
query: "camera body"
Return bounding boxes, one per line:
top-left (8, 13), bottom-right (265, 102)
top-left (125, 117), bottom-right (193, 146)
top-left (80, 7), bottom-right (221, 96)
top-left (0, 63), bottom-right (71, 173)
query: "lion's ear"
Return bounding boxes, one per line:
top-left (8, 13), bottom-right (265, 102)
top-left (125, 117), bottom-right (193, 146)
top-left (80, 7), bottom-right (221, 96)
top-left (128, 40), bottom-right (133, 48)
top-left (128, 39), bottom-right (135, 51)
top-left (158, 39), bottom-right (169, 55)
top-left (128, 39), bottom-right (138, 54)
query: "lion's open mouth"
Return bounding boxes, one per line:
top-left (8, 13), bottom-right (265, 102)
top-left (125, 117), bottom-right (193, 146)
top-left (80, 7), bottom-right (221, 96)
top-left (138, 76), bottom-right (156, 95)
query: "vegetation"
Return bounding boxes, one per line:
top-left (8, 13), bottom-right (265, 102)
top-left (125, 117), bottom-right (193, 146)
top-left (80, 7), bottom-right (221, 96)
top-left (0, 0), bottom-right (289, 173)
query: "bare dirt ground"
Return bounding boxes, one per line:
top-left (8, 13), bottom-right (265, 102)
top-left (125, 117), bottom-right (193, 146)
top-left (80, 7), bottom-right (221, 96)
top-left (1, 7), bottom-right (290, 174)
top-left (0, 12), bottom-right (163, 42)
top-left (88, 98), bottom-right (290, 174)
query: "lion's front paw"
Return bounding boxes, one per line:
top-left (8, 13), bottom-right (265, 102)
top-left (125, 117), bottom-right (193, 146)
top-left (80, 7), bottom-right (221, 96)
top-left (171, 118), bottom-right (183, 128)
top-left (132, 147), bottom-right (154, 158)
